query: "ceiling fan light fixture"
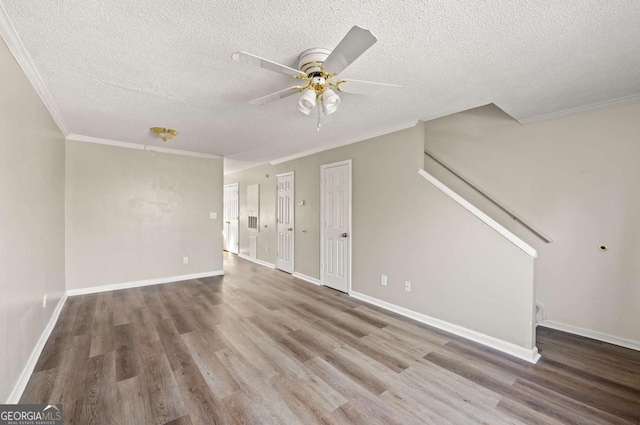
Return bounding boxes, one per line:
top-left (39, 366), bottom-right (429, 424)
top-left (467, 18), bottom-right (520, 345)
top-left (297, 103), bottom-right (313, 115)
top-left (322, 89), bottom-right (340, 115)
top-left (150, 127), bottom-right (178, 142)
top-left (298, 89), bottom-right (316, 115)
top-left (232, 26), bottom-right (401, 128)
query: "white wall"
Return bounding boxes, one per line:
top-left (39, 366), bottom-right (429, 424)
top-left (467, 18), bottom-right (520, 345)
top-left (424, 103), bottom-right (640, 345)
top-left (226, 123), bottom-right (536, 355)
top-left (0, 37), bottom-right (65, 401)
top-left (65, 141), bottom-right (224, 290)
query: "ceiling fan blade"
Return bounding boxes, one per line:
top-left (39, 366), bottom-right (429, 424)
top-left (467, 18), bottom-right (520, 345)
top-left (232, 51), bottom-right (306, 77)
top-left (322, 26), bottom-right (378, 75)
top-left (249, 86), bottom-right (302, 105)
top-left (334, 79), bottom-right (402, 96)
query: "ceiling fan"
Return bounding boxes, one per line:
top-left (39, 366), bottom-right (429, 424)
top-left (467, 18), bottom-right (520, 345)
top-left (232, 26), bottom-right (401, 129)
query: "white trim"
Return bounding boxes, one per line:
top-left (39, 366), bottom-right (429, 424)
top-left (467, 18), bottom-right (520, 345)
top-left (275, 172), bottom-right (295, 274)
top-left (539, 320), bottom-right (640, 352)
top-left (270, 120), bottom-right (418, 165)
top-left (517, 93), bottom-right (640, 125)
top-left (66, 134), bottom-right (222, 160)
top-left (292, 272), bottom-right (322, 286)
top-left (320, 160), bottom-right (353, 293)
top-left (6, 292), bottom-right (68, 403)
top-left (0, 4), bottom-right (68, 135)
top-left (418, 169), bottom-right (537, 258)
top-left (66, 270), bottom-right (224, 296)
top-left (238, 253), bottom-right (275, 269)
top-left (224, 161), bottom-right (270, 176)
top-left (350, 291), bottom-right (541, 364)
top-left (535, 302), bottom-right (546, 324)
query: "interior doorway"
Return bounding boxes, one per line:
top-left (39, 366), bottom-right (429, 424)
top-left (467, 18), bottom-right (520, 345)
top-left (276, 172), bottom-right (294, 273)
top-left (223, 183), bottom-right (239, 254)
top-left (320, 160), bottom-right (351, 293)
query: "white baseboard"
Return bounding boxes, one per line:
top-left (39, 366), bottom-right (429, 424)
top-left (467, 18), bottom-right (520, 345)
top-left (234, 254), bottom-right (320, 286)
top-left (6, 293), bottom-right (68, 403)
top-left (539, 320), bottom-right (640, 351)
top-left (292, 272), bottom-right (322, 286)
top-left (66, 270), bottom-right (225, 296)
top-left (238, 253), bottom-right (275, 269)
top-left (349, 291), bottom-right (541, 364)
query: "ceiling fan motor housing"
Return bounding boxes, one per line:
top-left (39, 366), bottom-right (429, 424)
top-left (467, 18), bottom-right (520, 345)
top-left (298, 48), bottom-right (332, 76)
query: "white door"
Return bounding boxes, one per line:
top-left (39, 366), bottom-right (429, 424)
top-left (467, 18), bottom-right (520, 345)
top-left (276, 173), bottom-right (294, 273)
top-left (321, 161), bottom-right (351, 293)
top-left (223, 183), bottom-right (239, 254)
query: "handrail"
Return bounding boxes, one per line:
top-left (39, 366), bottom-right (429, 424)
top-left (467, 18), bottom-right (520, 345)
top-left (418, 169), bottom-right (538, 258)
top-left (424, 150), bottom-right (553, 243)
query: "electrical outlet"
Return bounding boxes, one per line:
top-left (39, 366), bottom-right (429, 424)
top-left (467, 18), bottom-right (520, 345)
top-left (404, 281), bottom-right (411, 292)
top-left (183, 256), bottom-right (189, 264)
top-left (43, 294), bottom-right (47, 308)
top-left (380, 275), bottom-right (388, 286)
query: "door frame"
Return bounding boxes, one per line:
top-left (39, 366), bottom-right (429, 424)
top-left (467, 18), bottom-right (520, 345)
top-left (275, 172), bottom-right (294, 273)
top-left (320, 160), bottom-right (352, 293)
top-left (223, 182), bottom-right (239, 254)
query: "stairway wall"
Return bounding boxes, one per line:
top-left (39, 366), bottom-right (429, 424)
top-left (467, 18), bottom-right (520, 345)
top-left (424, 103), bottom-right (640, 345)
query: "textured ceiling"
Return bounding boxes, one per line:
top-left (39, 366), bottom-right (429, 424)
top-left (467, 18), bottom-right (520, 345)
top-left (2, 0), bottom-right (640, 172)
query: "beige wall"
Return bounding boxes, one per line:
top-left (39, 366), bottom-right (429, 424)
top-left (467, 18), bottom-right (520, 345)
top-left (0, 38), bottom-right (65, 401)
top-left (226, 124), bottom-right (536, 351)
top-left (424, 103), bottom-right (640, 344)
top-left (65, 141), bottom-right (223, 289)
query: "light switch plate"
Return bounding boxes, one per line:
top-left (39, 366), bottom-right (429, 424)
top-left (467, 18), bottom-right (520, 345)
top-left (381, 275), bottom-right (387, 286)
top-left (404, 281), bottom-right (411, 292)
top-left (210, 212), bottom-right (217, 219)
top-left (183, 256), bottom-right (189, 264)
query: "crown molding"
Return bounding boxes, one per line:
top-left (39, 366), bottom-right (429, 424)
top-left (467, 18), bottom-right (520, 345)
top-left (269, 119), bottom-right (419, 165)
top-left (0, 3), bottom-right (69, 135)
top-left (66, 134), bottom-right (222, 160)
top-left (517, 93), bottom-right (640, 125)
top-left (223, 160), bottom-right (269, 176)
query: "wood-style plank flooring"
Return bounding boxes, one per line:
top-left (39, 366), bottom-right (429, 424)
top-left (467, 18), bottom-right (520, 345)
top-left (21, 253), bottom-right (640, 424)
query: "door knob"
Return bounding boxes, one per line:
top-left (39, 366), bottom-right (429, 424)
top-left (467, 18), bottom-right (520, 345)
top-left (341, 233), bottom-right (348, 238)
top-left (226, 221), bottom-right (231, 224)
top-left (287, 227), bottom-right (293, 231)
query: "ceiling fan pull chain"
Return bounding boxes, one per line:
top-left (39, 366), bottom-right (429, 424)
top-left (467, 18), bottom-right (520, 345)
top-left (317, 94), bottom-right (322, 131)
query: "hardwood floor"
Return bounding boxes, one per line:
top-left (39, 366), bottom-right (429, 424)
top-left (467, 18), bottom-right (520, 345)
top-left (21, 253), bottom-right (640, 424)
